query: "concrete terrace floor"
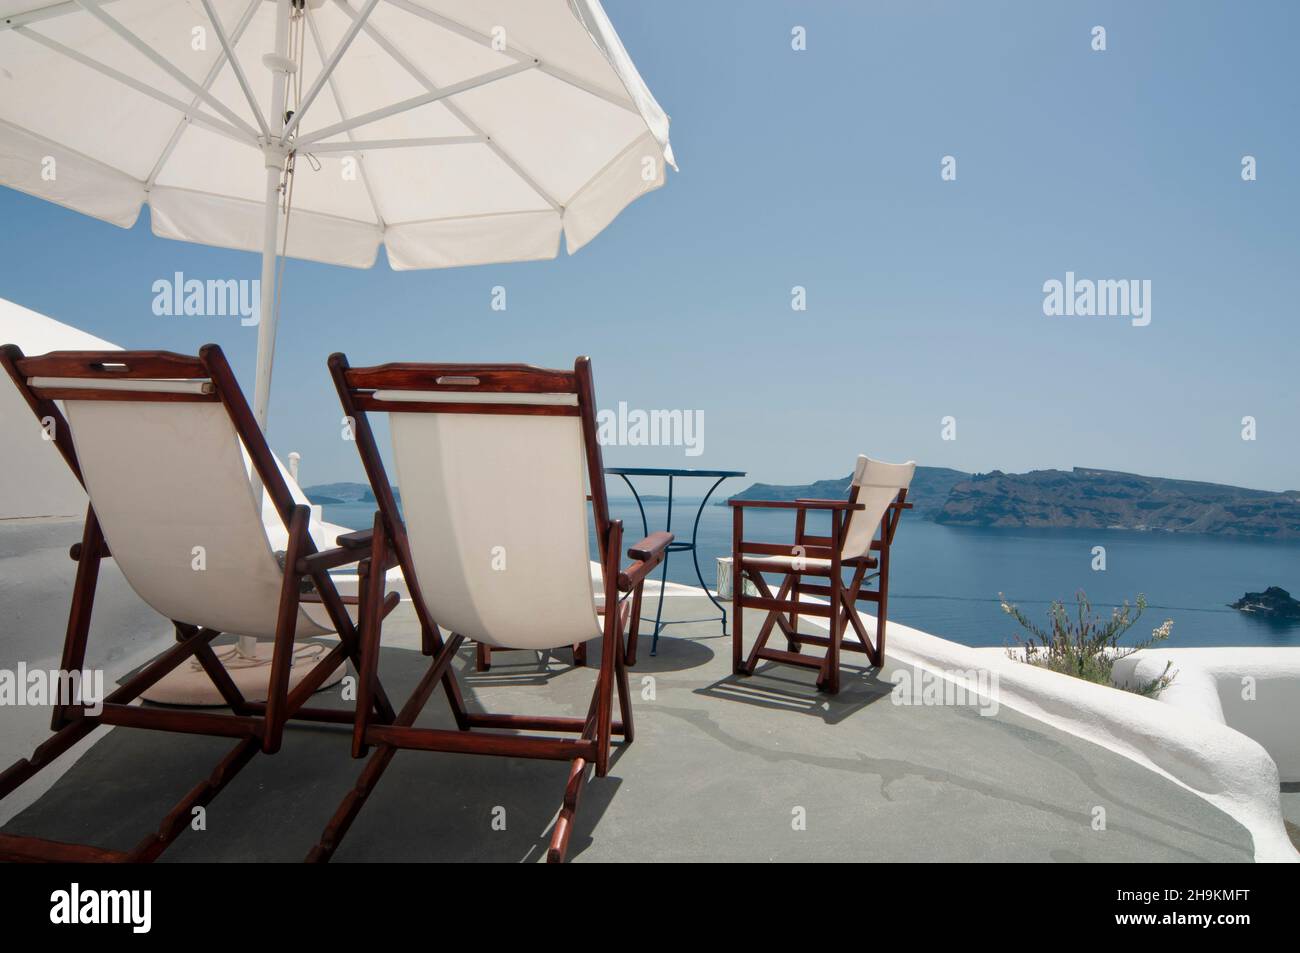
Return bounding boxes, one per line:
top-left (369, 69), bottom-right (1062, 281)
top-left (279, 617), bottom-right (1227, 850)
top-left (1, 596), bottom-right (1255, 862)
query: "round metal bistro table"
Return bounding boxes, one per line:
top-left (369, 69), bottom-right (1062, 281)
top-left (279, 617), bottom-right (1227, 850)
top-left (604, 467), bottom-right (746, 656)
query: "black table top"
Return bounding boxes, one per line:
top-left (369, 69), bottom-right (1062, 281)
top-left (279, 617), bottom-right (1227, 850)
top-left (604, 467), bottom-right (746, 478)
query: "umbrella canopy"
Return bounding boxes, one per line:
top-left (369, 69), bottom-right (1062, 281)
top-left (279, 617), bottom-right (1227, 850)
top-left (0, 0), bottom-right (674, 423)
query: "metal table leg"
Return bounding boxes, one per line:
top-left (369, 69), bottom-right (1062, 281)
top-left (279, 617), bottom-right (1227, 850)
top-left (649, 475), bottom-right (674, 655)
top-left (688, 476), bottom-right (729, 635)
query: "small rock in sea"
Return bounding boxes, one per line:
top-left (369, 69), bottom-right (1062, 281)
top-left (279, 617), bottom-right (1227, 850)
top-left (1228, 586), bottom-right (1300, 619)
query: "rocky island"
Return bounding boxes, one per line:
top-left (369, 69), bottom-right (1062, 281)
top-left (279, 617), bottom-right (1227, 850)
top-left (1229, 587), bottom-right (1300, 619)
top-left (726, 466), bottom-right (1300, 540)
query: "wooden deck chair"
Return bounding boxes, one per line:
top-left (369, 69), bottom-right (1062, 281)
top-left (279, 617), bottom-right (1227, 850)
top-left (309, 355), bottom-right (670, 863)
top-left (0, 344), bottom-right (397, 863)
top-left (730, 457), bottom-right (915, 694)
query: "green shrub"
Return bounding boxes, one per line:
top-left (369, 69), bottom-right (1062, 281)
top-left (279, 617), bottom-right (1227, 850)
top-left (1000, 591), bottom-right (1175, 697)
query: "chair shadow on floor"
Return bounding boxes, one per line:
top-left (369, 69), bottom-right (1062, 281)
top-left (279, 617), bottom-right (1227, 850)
top-left (3, 643), bottom-right (631, 862)
top-left (326, 736), bottom-right (630, 863)
top-left (696, 661), bottom-right (893, 726)
top-left (457, 646), bottom-right (590, 689)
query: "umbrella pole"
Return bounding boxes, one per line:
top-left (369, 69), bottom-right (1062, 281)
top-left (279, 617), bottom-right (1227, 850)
top-left (242, 0), bottom-right (293, 662)
top-left (251, 0), bottom-right (293, 435)
top-left (252, 166), bottom-right (280, 434)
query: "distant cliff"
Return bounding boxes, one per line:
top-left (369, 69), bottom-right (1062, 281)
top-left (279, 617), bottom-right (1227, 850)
top-left (313, 469), bottom-right (1300, 540)
top-left (725, 466), bottom-right (1300, 540)
top-left (302, 482), bottom-right (396, 505)
top-left (935, 468), bottom-right (1300, 539)
top-left (725, 466), bottom-right (969, 518)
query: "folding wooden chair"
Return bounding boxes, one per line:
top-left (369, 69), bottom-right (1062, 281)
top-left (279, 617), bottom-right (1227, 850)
top-left (730, 456), bottom-right (915, 694)
top-left (308, 354), bottom-right (670, 863)
top-left (0, 343), bottom-right (396, 862)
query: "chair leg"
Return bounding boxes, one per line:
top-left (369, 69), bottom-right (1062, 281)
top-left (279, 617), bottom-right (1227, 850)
top-left (625, 581), bottom-right (644, 667)
top-left (823, 570), bottom-right (842, 695)
top-left (572, 642), bottom-right (587, 667)
top-left (476, 642), bottom-right (492, 672)
top-left (595, 636), bottom-right (617, 777)
top-left (264, 507), bottom-right (309, 754)
top-left (876, 566), bottom-right (890, 665)
top-left (614, 630), bottom-right (635, 745)
top-left (352, 550), bottom-right (387, 760)
top-left (788, 572), bottom-right (802, 653)
top-left (52, 508), bottom-right (104, 730)
top-left (547, 754), bottom-right (590, 863)
top-left (732, 579), bottom-right (745, 675)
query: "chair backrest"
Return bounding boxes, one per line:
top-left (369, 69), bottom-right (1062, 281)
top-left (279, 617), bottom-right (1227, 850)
top-left (332, 356), bottom-right (610, 651)
top-left (0, 345), bottom-right (329, 640)
top-left (841, 455), bottom-right (916, 560)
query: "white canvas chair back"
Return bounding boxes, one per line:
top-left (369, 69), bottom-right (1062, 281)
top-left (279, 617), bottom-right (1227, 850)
top-left (40, 376), bottom-right (330, 640)
top-left (841, 456), bottom-right (916, 560)
top-left (379, 390), bottom-right (602, 650)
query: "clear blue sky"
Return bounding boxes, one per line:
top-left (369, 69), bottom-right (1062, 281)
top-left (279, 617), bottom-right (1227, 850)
top-left (2, 1), bottom-right (1297, 490)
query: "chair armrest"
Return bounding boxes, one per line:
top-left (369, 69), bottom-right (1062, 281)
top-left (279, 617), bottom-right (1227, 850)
top-left (69, 539), bottom-right (112, 561)
top-left (728, 499), bottom-right (864, 511)
top-left (335, 529), bottom-right (374, 550)
top-left (296, 544), bottom-right (363, 575)
top-left (298, 527), bottom-right (382, 574)
top-left (627, 530), bottom-right (672, 562)
top-left (617, 531), bottom-right (674, 592)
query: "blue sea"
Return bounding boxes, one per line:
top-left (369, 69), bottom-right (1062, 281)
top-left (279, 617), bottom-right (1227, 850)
top-left (321, 499), bottom-right (1300, 649)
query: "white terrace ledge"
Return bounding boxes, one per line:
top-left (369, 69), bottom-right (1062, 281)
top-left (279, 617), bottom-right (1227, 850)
top-left (817, 615), bottom-right (1300, 863)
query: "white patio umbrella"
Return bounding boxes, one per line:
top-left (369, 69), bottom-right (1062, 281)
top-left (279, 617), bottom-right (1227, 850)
top-left (0, 0), bottom-right (674, 428)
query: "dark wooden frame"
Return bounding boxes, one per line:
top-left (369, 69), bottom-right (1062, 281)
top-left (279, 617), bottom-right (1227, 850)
top-left (308, 355), bottom-right (670, 863)
top-left (729, 485), bottom-right (912, 694)
top-left (0, 343), bottom-right (395, 863)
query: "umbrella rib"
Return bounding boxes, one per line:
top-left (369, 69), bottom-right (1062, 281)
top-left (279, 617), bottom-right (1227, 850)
top-left (146, 0), bottom-right (262, 190)
top-left (294, 60), bottom-right (535, 149)
top-left (73, 0), bottom-right (261, 142)
top-left (383, 0), bottom-right (638, 114)
top-left (280, 0), bottom-right (381, 144)
top-left (331, 0), bottom-right (562, 212)
top-left (13, 25), bottom-right (251, 147)
top-left (198, 0), bottom-right (271, 141)
top-left (302, 1), bottom-right (387, 230)
top-left (306, 137), bottom-right (485, 153)
top-left (0, 0), bottom-right (126, 31)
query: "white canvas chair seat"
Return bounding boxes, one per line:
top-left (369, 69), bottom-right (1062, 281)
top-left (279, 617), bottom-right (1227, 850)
top-left (379, 388), bottom-right (600, 650)
top-left (59, 393), bottom-right (333, 640)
